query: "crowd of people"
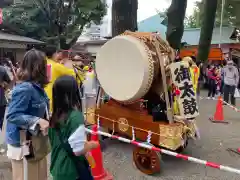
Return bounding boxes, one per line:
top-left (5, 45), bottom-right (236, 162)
top-left (0, 48), bottom-right (97, 180)
top-left (0, 47), bottom-right (240, 180)
top-left (205, 60), bottom-right (239, 106)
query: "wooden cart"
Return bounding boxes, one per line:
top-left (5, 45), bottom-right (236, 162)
top-left (84, 63), bottom-right (198, 175)
top-left (83, 32), bottom-right (199, 175)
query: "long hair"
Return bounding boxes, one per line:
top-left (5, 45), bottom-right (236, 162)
top-left (17, 49), bottom-right (48, 88)
top-left (50, 75), bottom-right (82, 128)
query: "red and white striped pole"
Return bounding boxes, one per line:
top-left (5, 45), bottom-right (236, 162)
top-left (85, 128), bottom-right (240, 175)
top-left (200, 96), bottom-right (240, 112)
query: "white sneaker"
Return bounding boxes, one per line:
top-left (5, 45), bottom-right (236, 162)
top-left (207, 97), bottom-right (211, 100)
top-left (212, 97), bottom-right (215, 100)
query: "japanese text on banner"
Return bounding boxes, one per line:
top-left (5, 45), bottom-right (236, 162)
top-left (170, 62), bottom-right (199, 118)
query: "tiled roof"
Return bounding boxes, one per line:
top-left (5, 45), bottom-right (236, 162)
top-left (0, 31), bottom-right (44, 44)
top-left (138, 14), bottom-right (167, 38)
top-left (138, 14), bottom-right (237, 45)
top-left (182, 27), bottom-right (238, 45)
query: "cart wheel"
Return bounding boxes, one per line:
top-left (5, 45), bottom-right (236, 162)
top-left (133, 146), bottom-right (161, 175)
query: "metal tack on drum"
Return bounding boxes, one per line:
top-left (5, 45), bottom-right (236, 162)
top-left (118, 118), bottom-right (129, 132)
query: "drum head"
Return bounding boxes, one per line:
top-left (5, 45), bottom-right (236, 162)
top-left (96, 35), bottom-right (154, 102)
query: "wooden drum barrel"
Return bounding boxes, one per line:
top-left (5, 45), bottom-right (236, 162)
top-left (95, 31), bottom-right (174, 103)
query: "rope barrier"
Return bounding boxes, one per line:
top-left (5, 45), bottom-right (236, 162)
top-left (84, 95), bottom-right (240, 174)
top-left (87, 113), bottom-right (187, 138)
top-left (199, 96), bottom-right (240, 112)
top-left (85, 128), bottom-right (240, 175)
top-left (87, 112), bottom-right (197, 141)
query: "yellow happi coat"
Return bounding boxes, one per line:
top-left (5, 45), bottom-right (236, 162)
top-left (44, 58), bottom-right (85, 112)
top-left (190, 65), bottom-right (200, 95)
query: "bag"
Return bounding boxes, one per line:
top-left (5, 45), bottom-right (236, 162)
top-left (25, 106), bottom-right (51, 162)
top-left (25, 132), bottom-right (51, 162)
top-left (234, 88), bottom-right (240, 98)
top-left (56, 129), bottom-right (93, 180)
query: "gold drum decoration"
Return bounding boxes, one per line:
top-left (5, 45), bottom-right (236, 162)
top-left (118, 118), bottom-right (129, 132)
top-left (85, 108), bottom-right (96, 125)
top-left (158, 123), bottom-right (185, 150)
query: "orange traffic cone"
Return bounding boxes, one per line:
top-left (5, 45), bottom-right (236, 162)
top-left (90, 125), bottom-right (113, 180)
top-left (209, 96), bottom-right (228, 124)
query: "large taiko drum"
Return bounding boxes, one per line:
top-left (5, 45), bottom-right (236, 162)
top-left (95, 31), bottom-right (174, 103)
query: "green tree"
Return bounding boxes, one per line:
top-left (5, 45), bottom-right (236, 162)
top-left (197, 0), bottom-right (218, 62)
top-left (156, 8), bottom-right (196, 29)
top-left (111, 0), bottom-right (138, 37)
top-left (192, 0), bottom-right (240, 27)
top-left (184, 3), bottom-right (202, 28)
top-left (185, 16), bottom-right (197, 28)
top-left (3, 0), bottom-right (106, 49)
top-left (156, 8), bottom-right (198, 29)
top-left (215, 0), bottom-right (240, 27)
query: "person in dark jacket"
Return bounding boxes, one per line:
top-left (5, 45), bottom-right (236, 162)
top-left (207, 65), bottom-right (218, 99)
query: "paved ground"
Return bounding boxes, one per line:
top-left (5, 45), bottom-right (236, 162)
top-left (1, 91), bottom-right (240, 180)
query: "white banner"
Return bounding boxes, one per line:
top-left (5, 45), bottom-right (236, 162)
top-left (169, 62), bottom-right (199, 118)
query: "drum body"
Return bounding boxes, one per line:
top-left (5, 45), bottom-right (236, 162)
top-left (95, 32), bottom-right (173, 103)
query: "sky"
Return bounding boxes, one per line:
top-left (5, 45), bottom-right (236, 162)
top-left (106, 0), bottom-right (201, 22)
top-left (95, 0), bottom-right (201, 37)
top-left (137, 0), bottom-right (201, 21)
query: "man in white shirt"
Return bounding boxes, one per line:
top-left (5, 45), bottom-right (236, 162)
top-left (223, 61), bottom-right (239, 106)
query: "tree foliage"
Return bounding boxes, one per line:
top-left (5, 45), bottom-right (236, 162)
top-left (189, 0), bottom-right (240, 28)
top-left (184, 3), bottom-right (202, 28)
top-left (156, 8), bottom-right (198, 29)
top-left (3, 0), bottom-right (107, 49)
top-left (215, 0), bottom-right (240, 27)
